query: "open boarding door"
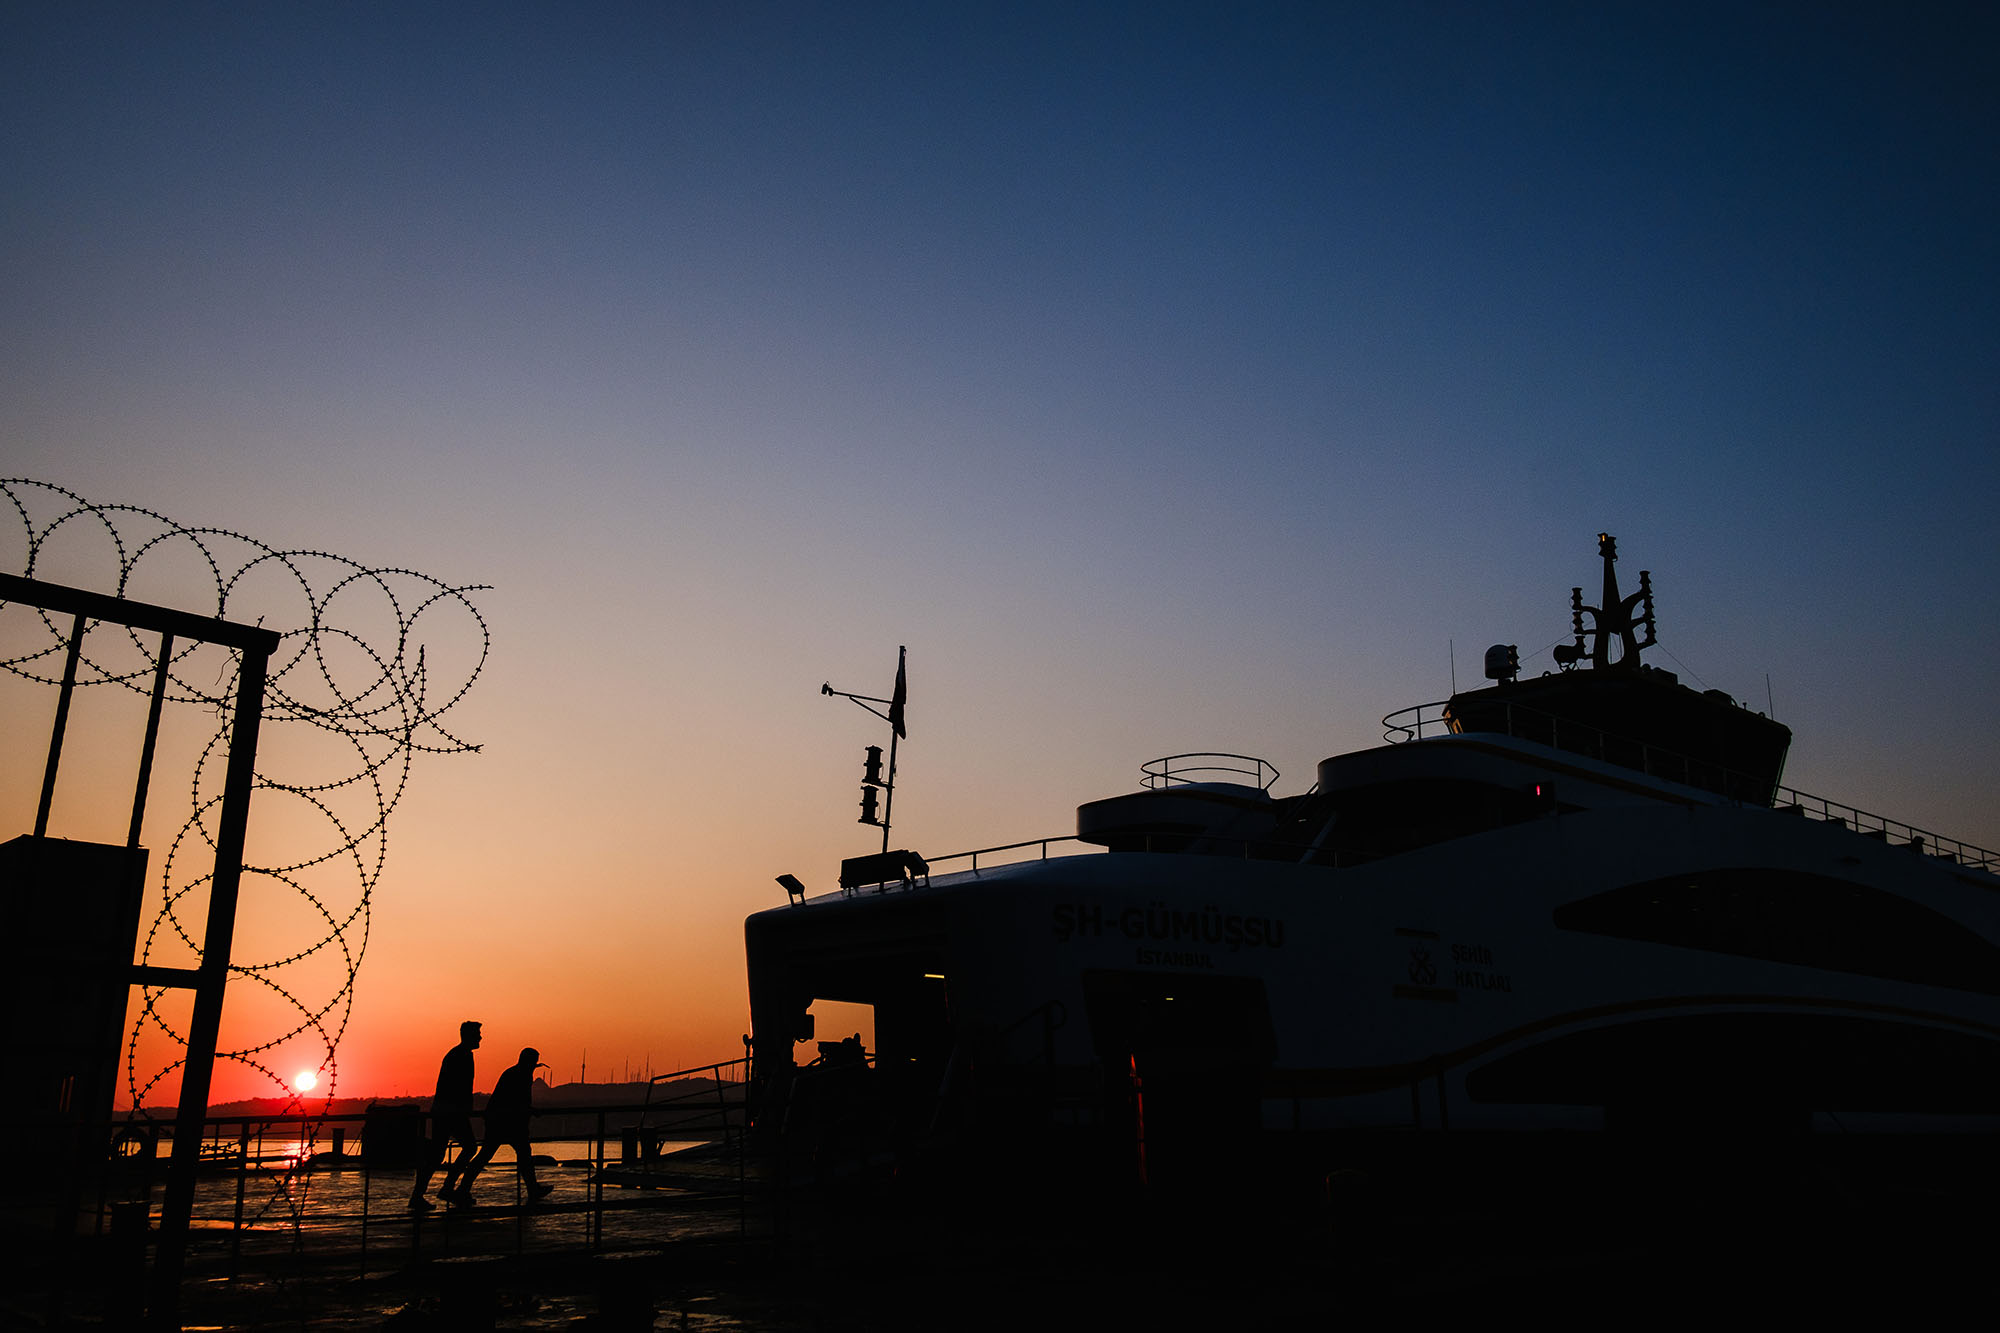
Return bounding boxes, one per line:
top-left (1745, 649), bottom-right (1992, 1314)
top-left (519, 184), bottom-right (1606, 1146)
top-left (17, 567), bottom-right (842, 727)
top-left (746, 919), bottom-right (954, 1176)
top-left (1081, 970), bottom-right (1276, 1186)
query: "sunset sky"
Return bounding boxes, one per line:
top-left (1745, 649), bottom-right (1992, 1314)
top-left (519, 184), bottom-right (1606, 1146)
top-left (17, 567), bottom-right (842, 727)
top-left (3, 3), bottom-right (1996, 1106)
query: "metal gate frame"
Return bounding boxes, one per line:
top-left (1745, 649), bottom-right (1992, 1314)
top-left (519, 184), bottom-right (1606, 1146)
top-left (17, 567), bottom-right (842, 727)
top-left (1, 571), bottom-right (281, 1327)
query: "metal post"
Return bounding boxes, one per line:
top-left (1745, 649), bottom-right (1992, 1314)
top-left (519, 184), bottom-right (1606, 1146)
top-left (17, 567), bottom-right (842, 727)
top-left (593, 1109), bottom-right (605, 1251)
top-left (151, 644), bottom-right (270, 1325)
top-left (231, 1121), bottom-right (249, 1276)
top-left (128, 633), bottom-right (174, 849)
top-left (879, 727), bottom-right (898, 854)
top-left (35, 612), bottom-right (87, 838)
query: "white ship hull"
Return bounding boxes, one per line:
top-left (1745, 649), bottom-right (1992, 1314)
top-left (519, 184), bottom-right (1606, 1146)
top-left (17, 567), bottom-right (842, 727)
top-left (747, 540), bottom-right (1998, 1182)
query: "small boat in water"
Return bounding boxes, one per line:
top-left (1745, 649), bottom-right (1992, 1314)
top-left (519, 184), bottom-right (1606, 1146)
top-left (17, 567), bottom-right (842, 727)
top-left (744, 536), bottom-right (2000, 1186)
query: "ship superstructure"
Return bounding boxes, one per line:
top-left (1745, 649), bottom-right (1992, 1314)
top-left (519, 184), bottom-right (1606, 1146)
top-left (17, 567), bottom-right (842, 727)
top-left (745, 537), bottom-right (1999, 1184)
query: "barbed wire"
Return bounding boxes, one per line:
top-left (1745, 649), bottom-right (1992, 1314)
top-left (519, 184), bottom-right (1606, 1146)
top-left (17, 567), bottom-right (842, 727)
top-left (1, 478), bottom-right (487, 1211)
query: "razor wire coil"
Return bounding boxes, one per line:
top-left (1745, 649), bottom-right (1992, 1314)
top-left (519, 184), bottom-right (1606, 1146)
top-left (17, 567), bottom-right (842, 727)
top-left (2, 478), bottom-right (487, 1217)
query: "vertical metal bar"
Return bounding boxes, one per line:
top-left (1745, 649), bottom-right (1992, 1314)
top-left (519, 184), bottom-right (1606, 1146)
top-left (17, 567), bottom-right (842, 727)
top-left (584, 1096), bottom-right (600, 1248)
top-left (35, 611), bottom-right (88, 838)
top-left (880, 727), bottom-right (899, 854)
top-left (231, 1122), bottom-right (248, 1276)
top-left (411, 1130), bottom-right (422, 1262)
top-left (151, 643), bottom-right (270, 1327)
top-left (91, 1115), bottom-right (105, 1237)
top-left (128, 632), bottom-right (174, 850)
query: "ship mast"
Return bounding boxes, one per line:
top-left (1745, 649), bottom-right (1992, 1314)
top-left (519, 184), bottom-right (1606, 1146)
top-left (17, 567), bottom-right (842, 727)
top-left (1557, 533), bottom-right (1658, 672)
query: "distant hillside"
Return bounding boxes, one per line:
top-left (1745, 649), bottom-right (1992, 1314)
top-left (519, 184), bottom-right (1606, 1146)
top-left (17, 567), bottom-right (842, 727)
top-left (145, 1095), bottom-right (395, 1120)
top-left (532, 1079), bottom-right (742, 1138)
top-left (170, 1076), bottom-right (733, 1121)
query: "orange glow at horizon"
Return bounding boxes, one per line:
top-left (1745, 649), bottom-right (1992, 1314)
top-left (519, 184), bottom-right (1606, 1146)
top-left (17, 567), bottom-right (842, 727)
top-left (0, 611), bottom-right (785, 1109)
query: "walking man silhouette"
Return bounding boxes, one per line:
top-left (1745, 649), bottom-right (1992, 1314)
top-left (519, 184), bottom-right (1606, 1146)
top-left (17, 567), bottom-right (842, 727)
top-left (460, 1047), bottom-right (554, 1203)
top-left (410, 1020), bottom-right (481, 1210)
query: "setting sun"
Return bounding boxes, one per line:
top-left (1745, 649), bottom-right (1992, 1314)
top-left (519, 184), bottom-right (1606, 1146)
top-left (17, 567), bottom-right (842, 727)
top-left (294, 1070), bottom-right (318, 1094)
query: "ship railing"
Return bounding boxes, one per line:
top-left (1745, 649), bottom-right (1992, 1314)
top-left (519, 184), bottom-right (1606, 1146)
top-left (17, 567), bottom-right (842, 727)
top-left (1140, 753), bottom-right (1280, 791)
top-left (1383, 701), bottom-right (1998, 875)
top-left (1383, 698), bottom-right (1777, 803)
top-left (1772, 788), bottom-right (2000, 874)
top-left (831, 838), bottom-right (1073, 893)
top-left (919, 835), bottom-right (1099, 877)
top-left (1381, 700), bottom-right (1454, 742)
top-left (870, 832), bottom-right (1355, 884)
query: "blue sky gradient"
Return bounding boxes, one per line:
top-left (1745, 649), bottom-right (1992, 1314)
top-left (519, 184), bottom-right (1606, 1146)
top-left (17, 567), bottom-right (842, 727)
top-left (3, 2), bottom-right (1995, 1093)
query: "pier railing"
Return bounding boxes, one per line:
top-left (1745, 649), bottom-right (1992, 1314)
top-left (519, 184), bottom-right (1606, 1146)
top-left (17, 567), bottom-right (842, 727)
top-left (72, 1057), bottom-right (756, 1295)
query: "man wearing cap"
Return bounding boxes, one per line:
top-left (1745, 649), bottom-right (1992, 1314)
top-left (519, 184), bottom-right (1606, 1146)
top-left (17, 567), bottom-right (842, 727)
top-left (460, 1046), bottom-right (554, 1203)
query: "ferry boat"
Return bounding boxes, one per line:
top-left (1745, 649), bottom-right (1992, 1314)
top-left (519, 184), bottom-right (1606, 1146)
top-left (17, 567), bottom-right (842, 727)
top-left (743, 536), bottom-right (2000, 1186)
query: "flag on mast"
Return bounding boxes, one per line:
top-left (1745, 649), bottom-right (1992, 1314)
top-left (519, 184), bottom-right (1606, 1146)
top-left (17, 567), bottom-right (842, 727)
top-left (888, 645), bottom-right (907, 739)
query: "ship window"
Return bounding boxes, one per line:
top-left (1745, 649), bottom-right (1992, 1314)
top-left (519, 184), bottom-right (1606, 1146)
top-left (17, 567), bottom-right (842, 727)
top-left (1552, 869), bottom-right (2000, 995)
top-left (1080, 971), bottom-right (1277, 1069)
top-left (1465, 1012), bottom-right (2000, 1114)
top-left (1312, 779), bottom-right (1555, 864)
